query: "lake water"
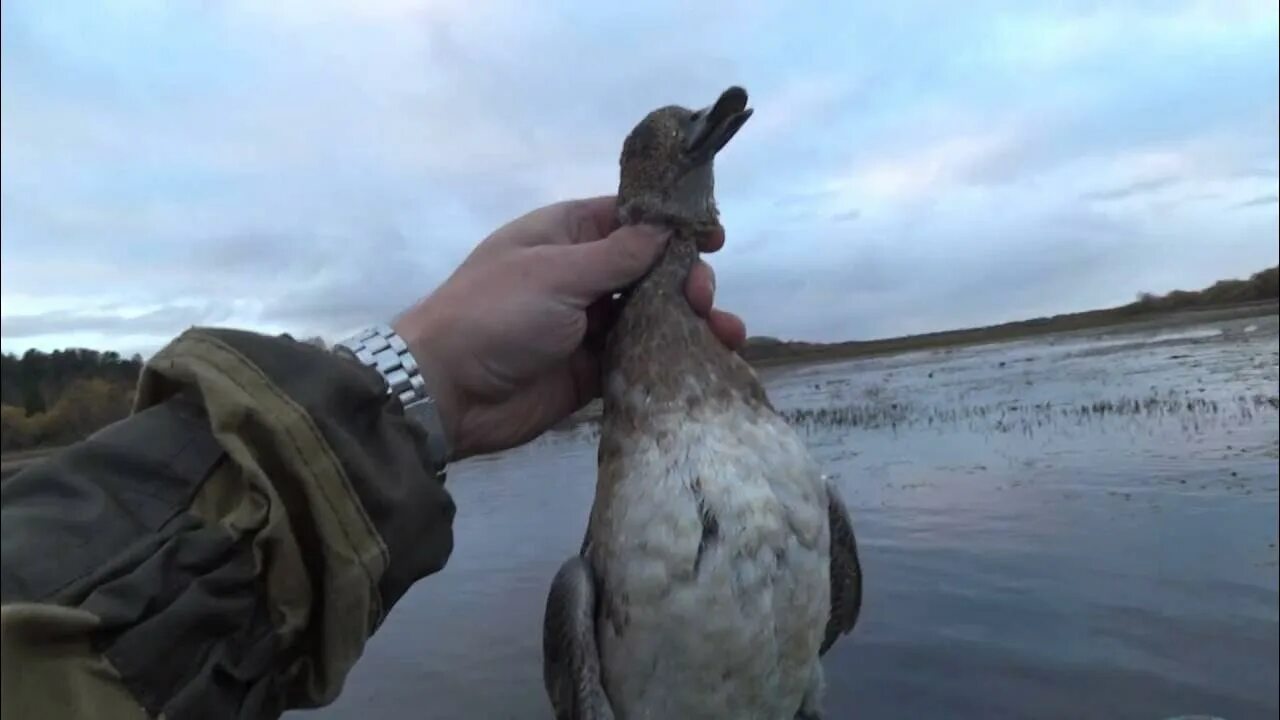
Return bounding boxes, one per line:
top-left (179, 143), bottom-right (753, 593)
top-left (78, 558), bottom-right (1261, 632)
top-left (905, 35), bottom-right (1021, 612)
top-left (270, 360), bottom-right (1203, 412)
top-left (304, 313), bottom-right (1279, 720)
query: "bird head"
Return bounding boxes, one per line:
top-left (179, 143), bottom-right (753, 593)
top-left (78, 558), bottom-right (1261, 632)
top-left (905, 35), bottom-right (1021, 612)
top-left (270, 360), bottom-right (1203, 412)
top-left (617, 86), bottom-right (753, 226)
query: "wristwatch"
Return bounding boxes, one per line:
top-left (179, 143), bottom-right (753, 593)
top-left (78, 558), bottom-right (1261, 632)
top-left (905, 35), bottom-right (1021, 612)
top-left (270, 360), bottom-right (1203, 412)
top-left (333, 324), bottom-right (451, 478)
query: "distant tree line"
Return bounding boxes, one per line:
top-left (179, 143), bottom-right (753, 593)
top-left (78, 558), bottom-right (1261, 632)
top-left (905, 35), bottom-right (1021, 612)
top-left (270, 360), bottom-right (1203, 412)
top-left (0, 335), bottom-right (328, 454)
top-left (1127, 266), bottom-right (1278, 313)
top-left (0, 349), bottom-right (143, 452)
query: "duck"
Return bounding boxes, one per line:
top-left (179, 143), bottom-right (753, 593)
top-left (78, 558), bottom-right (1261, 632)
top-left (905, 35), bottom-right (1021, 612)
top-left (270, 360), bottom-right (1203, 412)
top-left (542, 86), bottom-right (863, 720)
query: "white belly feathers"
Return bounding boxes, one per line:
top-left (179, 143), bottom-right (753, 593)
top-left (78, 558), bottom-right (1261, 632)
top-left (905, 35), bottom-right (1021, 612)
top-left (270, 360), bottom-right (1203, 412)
top-left (591, 396), bottom-right (831, 720)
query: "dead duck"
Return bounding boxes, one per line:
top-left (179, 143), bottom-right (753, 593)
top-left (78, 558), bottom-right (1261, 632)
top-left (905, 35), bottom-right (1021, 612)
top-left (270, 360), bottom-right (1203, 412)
top-left (542, 86), bottom-right (863, 720)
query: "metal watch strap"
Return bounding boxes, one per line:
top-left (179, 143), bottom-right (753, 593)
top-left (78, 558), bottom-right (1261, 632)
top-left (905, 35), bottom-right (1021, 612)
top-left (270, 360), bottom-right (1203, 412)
top-left (334, 324), bottom-right (451, 476)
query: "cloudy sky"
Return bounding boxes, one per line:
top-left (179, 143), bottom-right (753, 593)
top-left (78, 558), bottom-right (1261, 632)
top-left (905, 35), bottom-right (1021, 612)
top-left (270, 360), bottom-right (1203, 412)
top-left (2, 0), bottom-right (1277, 357)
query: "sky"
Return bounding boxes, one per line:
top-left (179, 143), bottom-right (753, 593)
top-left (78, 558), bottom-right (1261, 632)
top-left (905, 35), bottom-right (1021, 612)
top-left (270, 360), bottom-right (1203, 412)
top-left (2, 0), bottom-right (1277, 357)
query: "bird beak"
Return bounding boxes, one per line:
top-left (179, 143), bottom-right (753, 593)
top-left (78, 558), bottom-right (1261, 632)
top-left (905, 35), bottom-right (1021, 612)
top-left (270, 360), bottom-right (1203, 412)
top-left (683, 86), bottom-right (753, 161)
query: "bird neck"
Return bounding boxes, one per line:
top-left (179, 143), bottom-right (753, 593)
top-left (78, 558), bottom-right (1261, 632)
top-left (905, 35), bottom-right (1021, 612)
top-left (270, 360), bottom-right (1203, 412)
top-left (638, 231), bottom-right (698, 299)
top-left (602, 225), bottom-right (708, 398)
top-left (618, 163), bottom-right (719, 235)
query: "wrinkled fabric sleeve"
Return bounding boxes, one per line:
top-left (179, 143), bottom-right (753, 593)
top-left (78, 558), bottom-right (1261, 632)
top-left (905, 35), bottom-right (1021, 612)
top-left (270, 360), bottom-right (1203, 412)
top-left (1, 327), bottom-right (456, 720)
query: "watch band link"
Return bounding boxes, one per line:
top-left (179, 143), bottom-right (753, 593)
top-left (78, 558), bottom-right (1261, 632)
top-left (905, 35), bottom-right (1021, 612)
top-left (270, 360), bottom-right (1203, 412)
top-left (335, 324), bottom-right (451, 475)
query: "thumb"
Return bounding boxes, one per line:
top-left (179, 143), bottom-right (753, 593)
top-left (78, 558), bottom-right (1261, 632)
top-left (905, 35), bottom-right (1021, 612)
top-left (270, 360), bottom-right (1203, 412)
top-left (555, 224), bottom-right (669, 305)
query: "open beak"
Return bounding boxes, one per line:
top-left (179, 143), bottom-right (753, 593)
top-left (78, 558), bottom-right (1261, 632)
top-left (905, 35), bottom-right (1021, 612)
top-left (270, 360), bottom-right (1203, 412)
top-left (683, 86), bottom-right (753, 162)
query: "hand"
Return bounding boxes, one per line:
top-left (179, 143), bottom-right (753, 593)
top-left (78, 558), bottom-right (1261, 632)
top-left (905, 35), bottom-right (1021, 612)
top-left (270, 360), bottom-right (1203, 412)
top-left (393, 196), bottom-right (746, 460)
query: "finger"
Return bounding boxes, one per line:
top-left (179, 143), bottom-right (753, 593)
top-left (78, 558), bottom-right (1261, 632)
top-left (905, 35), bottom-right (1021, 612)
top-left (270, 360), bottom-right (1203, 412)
top-left (555, 224), bottom-right (669, 305)
top-left (685, 260), bottom-right (715, 318)
top-left (698, 224), bottom-right (726, 253)
top-left (708, 308), bottom-right (747, 350)
top-left (564, 195), bottom-right (621, 245)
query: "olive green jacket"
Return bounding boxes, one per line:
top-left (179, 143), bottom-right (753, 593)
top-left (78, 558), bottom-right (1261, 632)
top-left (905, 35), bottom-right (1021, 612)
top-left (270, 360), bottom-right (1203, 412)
top-left (1, 328), bottom-right (457, 719)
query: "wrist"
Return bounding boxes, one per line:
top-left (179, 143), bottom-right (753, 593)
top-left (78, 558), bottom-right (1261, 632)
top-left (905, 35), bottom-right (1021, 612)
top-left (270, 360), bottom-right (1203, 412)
top-left (393, 300), bottom-right (467, 461)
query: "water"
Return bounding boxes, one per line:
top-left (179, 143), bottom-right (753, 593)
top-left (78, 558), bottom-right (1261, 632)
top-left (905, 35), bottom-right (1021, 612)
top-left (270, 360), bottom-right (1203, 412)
top-left (305, 314), bottom-right (1279, 720)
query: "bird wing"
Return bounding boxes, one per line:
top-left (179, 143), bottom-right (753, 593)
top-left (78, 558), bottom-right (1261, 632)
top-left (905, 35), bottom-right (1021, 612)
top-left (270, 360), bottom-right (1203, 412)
top-left (820, 480), bottom-right (863, 656)
top-left (543, 554), bottom-right (615, 720)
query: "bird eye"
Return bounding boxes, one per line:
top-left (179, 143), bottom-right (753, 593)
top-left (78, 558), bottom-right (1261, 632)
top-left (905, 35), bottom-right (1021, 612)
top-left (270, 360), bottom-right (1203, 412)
top-left (689, 110), bottom-right (702, 121)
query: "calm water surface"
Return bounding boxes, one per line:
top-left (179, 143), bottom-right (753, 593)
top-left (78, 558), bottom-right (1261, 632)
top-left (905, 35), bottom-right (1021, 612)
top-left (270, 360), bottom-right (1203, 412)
top-left (305, 314), bottom-right (1279, 720)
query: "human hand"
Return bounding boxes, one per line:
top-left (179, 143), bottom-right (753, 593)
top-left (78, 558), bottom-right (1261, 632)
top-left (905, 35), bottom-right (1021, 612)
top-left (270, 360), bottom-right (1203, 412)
top-left (393, 196), bottom-right (746, 461)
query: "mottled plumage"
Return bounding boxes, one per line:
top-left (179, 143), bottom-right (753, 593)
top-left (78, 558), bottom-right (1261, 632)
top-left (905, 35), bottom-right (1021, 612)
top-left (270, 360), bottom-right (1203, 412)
top-left (543, 87), bottom-right (862, 720)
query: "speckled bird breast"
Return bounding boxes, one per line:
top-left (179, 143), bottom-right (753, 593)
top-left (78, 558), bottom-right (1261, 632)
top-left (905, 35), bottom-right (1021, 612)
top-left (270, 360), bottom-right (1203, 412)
top-left (584, 236), bottom-right (833, 719)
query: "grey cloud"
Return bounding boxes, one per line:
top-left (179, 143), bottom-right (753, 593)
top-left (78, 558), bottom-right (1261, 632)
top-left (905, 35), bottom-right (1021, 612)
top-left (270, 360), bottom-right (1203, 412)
top-left (1, 304), bottom-right (233, 339)
top-left (773, 189), bottom-right (839, 210)
top-left (1079, 177), bottom-right (1178, 202)
top-left (1234, 166), bottom-right (1280, 180)
top-left (192, 231), bottom-right (334, 278)
top-left (0, 220), bottom-right (460, 349)
top-left (1235, 194), bottom-right (1279, 209)
top-left (254, 228), bottom-right (444, 340)
top-left (830, 209), bottom-right (861, 223)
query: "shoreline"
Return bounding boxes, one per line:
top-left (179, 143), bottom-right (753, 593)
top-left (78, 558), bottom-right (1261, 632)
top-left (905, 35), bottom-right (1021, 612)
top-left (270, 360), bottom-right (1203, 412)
top-left (553, 299), bottom-right (1278, 431)
top-left (741, 299), bottom-right (1278, 369)
top-left (5, 300), bottom-right (1277, 477)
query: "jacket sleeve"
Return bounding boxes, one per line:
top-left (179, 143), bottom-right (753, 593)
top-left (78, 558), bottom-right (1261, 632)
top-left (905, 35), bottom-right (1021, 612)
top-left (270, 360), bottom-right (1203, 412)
top-left (0, 327), bottom-right (456, 720)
